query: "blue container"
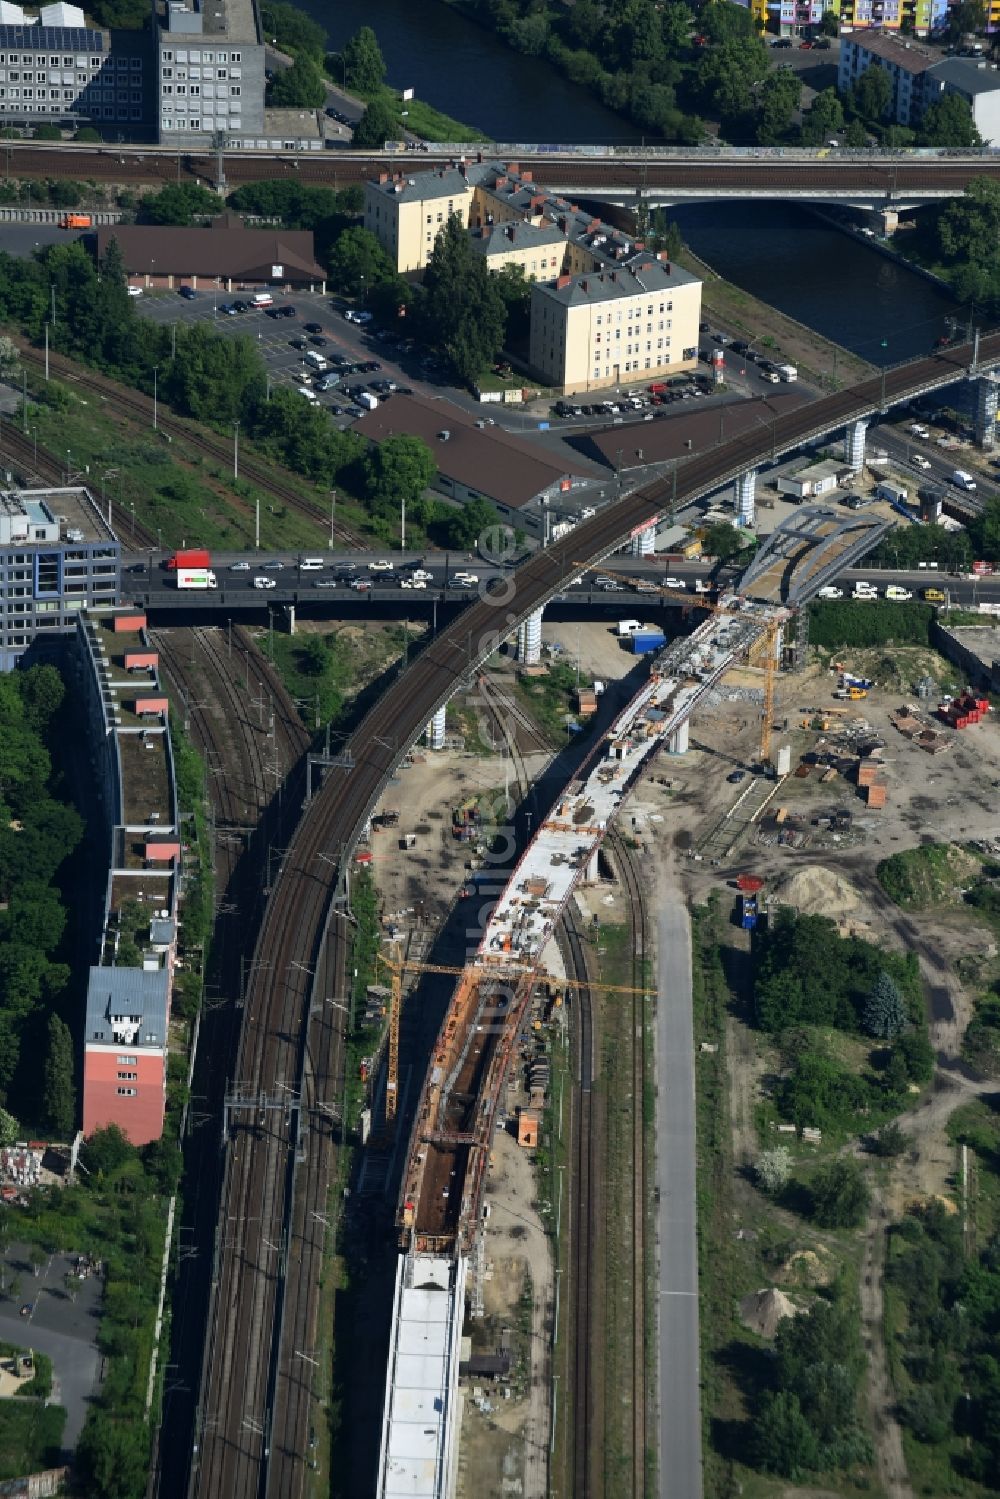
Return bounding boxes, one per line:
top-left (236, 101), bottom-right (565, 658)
top-left (630, 631), bottom-right (666, 655)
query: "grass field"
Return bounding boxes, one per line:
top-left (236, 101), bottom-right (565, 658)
top-left (0, 1401), bottom-right (65, 1482)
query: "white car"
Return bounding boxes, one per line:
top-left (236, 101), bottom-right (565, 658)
top-left (368, 559), bottom-right (394, 572)
top-left (761, 370), bottom-right (781, 383)
top-left (412, 568), bottom-right (434, 581)
top-left (818, 586), bottom-right (843, 599)
top-left (911, 454), bottom-right (932, 470)
top-left (909, 423), bottom-right (930, 438)
top-left (400, 579), bottom-right (427, 589)
top-left (229, 560), bottom-right (251, 571)
top-left (344, 309), bottom-right (373, 325)
top-left (665, 577), bottom-right (686, 590)
top-left (127, 285), bottom-right (143, 298)
top-left (253, 576), bottom-right (277, 590)
top-left (455, 573), bottom-right (479, 586)
top-left (886, 585), bottom-right (913, 600)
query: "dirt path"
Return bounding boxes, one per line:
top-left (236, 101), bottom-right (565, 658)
top-left (860, 1185), bottom-right (912, 1499)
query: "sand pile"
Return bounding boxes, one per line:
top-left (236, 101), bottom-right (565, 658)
top-left (739, 1287), bottom-right (798, 1339)
top-left (773, 865), bottom-right (860, 921)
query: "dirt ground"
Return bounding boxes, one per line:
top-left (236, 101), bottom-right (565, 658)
top-left (455, 1130), bottom-right (553, 1499)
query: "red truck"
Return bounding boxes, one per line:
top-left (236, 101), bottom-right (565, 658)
top-left (165, 548), bottom-right (211, 571)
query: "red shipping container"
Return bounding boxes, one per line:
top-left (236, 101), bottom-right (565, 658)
top-left (736, 875), bottom-right (764, 892)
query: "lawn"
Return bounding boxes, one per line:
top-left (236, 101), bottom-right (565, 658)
top-left (0, 1401), bottom-right (66, 1481)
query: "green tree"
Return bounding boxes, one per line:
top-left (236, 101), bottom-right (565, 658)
top-left (864, 971), bottom-right (907, 1039)
top-left (946, 0), bottom-right (986, 41)
top-left (0, 1108), bottom-right (17, 1147)
top-left (80, 1124), bottom-right (136, 1177)
top-left (753, 1390), bottom-right (820, 1478)
top-left (700, 0), bottom-right (759, 43)
top-left (844, 117), bottom-right (869, 147)
top-left (434, 496), bottom-right (504, 550)
top-left (853, 64), bottom-right (893, 124)
top-left (757, 67), bottom-right (801, 143)
top-left (898, 1027), bottom-right (934, 1084)
top-left (871, 1120), bottom-right (907, 1157)
top-left (696, 37), bottom-right (769, 123)
top-left (702, 520), bottom-right (746, 561)
top-left (919, 92), bottom-right (980, 146)
top-left (820, 6), bottom-right (840, 34)
top-left (341, 25), bottom-right (388, 93)
top-left (138, 183), bottom-right (221, 227)
top-left (34, 124), bottom-right (61, 141)
top-left (810, 1157), bottom-right (870, 1228)
top-left (75, 1412), bottom-right (151, 1499)
top-left (801, 87), bottom-right (845, 145)
top-left (362, 434), bottom-right (436, 520)
top-left (268, 53), bottom-right (327, 109)
top-left (326, 225), bottom-right (394, 298)
top-left (352, 96), bottom-right (403, 149)
top-left (42, 1015), bottom-right (75, 1139)
top-left (260, 0), bottom-right (326, 57)
top-left (422, 215), bottom-right (507, 385)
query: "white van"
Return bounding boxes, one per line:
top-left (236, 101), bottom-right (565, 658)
top-left (296, 385), bottom-right (319, 403)
top-left (304, 350), bottom-right (328, 372)
top-left (299, 558), bottom-right (324, 572)
top-left (818, 586), bottom-right (843, 599)
top-left (252, 292), bottom-right (274, 308)
top-left (952, 469), bottom-right (977, 491)
top-left (617, 619), bottom-right (643, 637)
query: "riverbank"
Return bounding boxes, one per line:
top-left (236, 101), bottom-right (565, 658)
top-left (806, 206), bottom-right (958, 298)
top-left (677, 244), bottom-right (876, 388)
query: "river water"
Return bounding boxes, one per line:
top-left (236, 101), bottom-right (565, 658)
top-left (308, 3), bottom-right (959, 358)
top-left (670, 202), bottom-right (960, 366)
top-left (307, 0), bottom-right (639, 142)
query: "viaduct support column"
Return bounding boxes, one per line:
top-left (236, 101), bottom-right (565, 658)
top-left (517, 607), bottom-right (543, 666)
top-left (630, 522), bottom-right (655, 557)
top-left (668, 718), bottom-right (690, 755)
top-left (973, 375), bottom-right (998, 450)
top-left (735, 469), bottom-right (757, 528)
top-left (285, 603), bottom-right (296, 636)
top-left (844, 419), bottom-right (868, 472)
top-left (426, 705), bottom-right (446, 750)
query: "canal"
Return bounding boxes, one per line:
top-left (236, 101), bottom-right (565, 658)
top-left (307, 2), bottom-right (961, 363)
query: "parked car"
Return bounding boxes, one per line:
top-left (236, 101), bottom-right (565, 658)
top-left (309, 334), bottom-right (328, 346)
top-left (179, 285), bottom-right (197, 299)
top-left (304, 322), bottom-right (323, 333)
top-left (912, 454), bottom-right (932, 470)
top-left (726, 770), bottom-right (747, 783)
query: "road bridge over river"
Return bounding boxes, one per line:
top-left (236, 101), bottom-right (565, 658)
top-left (188, 334), bottom-right (1000, 1499)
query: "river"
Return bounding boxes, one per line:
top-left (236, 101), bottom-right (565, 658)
top-left (299, 0), bottom-right (640, 142)
top-left (670, 202), bottom-right (961, 366)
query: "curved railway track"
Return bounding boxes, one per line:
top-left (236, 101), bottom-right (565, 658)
top-left (14, 340), bottom-right (364, 548)
top-left (177, 338), bottom-right (1000, 1498)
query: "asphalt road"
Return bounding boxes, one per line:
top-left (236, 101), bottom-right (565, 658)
top-left (656, 900), bottom-right (702, 1499)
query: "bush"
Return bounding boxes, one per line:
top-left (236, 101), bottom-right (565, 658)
top-left (809, 1157), bottom-right (870, 1228)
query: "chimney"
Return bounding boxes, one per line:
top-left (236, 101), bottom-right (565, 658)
top-left (588, 218), bottom-right (602, 231)
top-left (494, 175), bottom-right (507, 190)
top-left (530, 194), bottom-right (545, 213)
top-left (556, 274), bottom-right (572, 290)
top-left (378, 172), bottom-right (388, 184)
top-left (522, 169), bottom-right (533, 183)
top-left (506, 161), bottom-right (519, 176)
top-left (580, 279), bottom-right (588, 293)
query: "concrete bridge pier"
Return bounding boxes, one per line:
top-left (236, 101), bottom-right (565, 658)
top-left (516, 607), bottom-right (543, 666)
top-left (735, 470), bottom-right (757, 528)
top-left (426, 705), bottom-right (447, 750)
top-left (281, 603), bottom-right (296, 635)
top-left (583, 847), bottom-right (600, 883)
top-left (973, 375), bottom-right (999, 450)
top-left (630, 523), bottom-right (656, 557)
top-left (667, 718), bottom-right (690, 755)
top-left (844, 418), bottom-right (868, 472)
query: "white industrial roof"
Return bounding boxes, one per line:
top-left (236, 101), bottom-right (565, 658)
top-left (378, 1254), bottom-right (467, 1499)
top-left (40, 1), bottom-right (85, 22)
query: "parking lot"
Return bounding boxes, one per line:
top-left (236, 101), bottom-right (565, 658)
top-left (0, 1243), bottom-right (102, 1452)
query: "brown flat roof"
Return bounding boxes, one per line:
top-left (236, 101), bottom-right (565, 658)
top-left (361, 393), bottom-right (593, 510)
top-left (574, 391), bottom-right (811, 470)
top-left (96, 216), bottom-right (325, 282)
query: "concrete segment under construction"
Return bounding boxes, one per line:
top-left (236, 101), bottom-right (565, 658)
top-left (376, 592), bottom-right (786, 1498)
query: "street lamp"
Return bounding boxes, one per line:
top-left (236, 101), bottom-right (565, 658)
top-left (233, 419), bottom-right (240, 481)
top-left (153, 365), bottom-right (158, 430)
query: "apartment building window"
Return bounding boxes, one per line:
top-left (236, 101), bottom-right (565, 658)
top-left (217, 68), bottom-right (228, 79)
top-left (117, 1070), bottom-right (137, 1081)
top-left (229, 85), bottom-right (240, 97)
top-left (117, 1087), bottom-right (137, 1097)
top-left (161, 67), bottom-right (172, 78)
top-left (116, 1054), bottom-right (137, 1066)
top-left (231, 52), bottom-right (241, 62)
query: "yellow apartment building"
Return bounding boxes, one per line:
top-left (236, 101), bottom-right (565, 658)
top-left (470, 219), bottom-right (569, 278)
top-left (530, 255), bottom-right (702, 396)
top-left (364, 167), bottom-right (473, 273)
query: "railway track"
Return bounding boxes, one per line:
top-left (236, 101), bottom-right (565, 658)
top-left (563, 903), bottom-right (597, 1498)
top-left (15, 340), bottom-right (364, 548)
top-left (8, 140), bottom-right (1000, 198)
top-left (147, 626), bottom-right (315, 1499)
top-left (609, 830), bottom-right (650, 1497)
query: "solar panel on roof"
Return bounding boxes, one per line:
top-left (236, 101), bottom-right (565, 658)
top-left (0, 23), bottom-right (104, 45)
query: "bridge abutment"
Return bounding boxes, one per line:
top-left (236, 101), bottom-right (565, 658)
top-left (974, 375), bottom-right (998, 450)
top-left (426, 705), bottom-right (447, 750)
top-left (735, 470), bottom-right (757, 528)
top-left (516, 607), bottom-right (543, 666)
top-left (844, 418), bottom-right (868, 472)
